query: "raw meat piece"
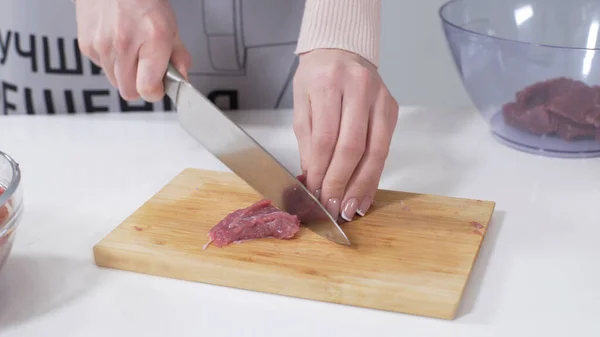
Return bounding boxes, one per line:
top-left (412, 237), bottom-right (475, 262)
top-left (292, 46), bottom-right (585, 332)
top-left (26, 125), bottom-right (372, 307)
top-left (554, 115), bottom-right (597, 140)
top-left (502, 102), bottom-right (558, 135)
top-left (282, 173), bottom-right (320, 223)
top-left (515, 77), bottom-right (583, 108)
top-left (586, 86), bottom-right (600, 127)
top-left (205, 199), bottom-right (301, 248)
top-left (297, 173), bottom-right (307, 185)
top-left (515, 78), bottom-right (553, 108)
top-left (546, 77), bottom-right (589, 101)
top-left (548, 83), bottom-right (597, 126)
top-left (503, 77), bottom-right (600, 141)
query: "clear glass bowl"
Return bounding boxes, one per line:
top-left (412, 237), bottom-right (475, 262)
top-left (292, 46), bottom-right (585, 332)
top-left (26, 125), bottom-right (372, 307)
top-left (440, 0), bottom-right (600, 158)
top-left (0, 151), bottom-right (23, 272)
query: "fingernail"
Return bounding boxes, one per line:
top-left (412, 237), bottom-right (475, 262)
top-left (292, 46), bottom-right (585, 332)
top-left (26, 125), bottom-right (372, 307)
top-left (326, 197), bottom-right (340, 221)
top-left (356, 196), bottom-right (373, 217)
top-left (341, 198), bottom-right (358, 222)
top-left (315, 189), bottom-right (322, 200)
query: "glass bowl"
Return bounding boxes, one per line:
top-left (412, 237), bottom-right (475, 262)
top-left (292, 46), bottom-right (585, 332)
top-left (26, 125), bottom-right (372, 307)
top-left (440, 0), bottom-right (600, 158)
top-left (0, 150), bottom-right (23, 272)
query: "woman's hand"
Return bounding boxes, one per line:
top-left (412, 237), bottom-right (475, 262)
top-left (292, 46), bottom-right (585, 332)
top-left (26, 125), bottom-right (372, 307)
top-left (293, 49), bottom-right (398, 222)
top-left (75, 0), bottom-right (191, 102)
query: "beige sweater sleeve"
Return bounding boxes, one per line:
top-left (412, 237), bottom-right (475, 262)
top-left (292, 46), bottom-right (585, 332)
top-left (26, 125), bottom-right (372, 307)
top-left (295, 0), bottom-right (382, 67)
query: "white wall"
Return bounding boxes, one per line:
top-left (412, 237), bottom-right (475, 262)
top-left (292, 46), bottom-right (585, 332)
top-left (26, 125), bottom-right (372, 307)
top-left (379, 0), bottom-right (474, 108)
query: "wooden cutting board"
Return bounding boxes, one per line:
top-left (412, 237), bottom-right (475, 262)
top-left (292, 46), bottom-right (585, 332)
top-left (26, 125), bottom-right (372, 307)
top-left (93, 168), bottom-right (495, 319)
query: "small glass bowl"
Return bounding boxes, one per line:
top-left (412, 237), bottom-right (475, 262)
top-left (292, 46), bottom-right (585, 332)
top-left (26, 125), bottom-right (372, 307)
top-left (440, 0), bottom-right (600, 158)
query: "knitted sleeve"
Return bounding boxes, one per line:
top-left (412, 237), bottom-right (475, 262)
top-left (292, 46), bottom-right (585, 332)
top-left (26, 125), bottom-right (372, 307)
top-left (294, 0), bottom-right (382, 67)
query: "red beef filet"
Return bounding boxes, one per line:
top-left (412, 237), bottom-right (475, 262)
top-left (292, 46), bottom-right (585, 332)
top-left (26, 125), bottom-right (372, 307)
top-left (547, 82), bottom-right (598, 126)
top-left (588, 86), bottom-right (600, 127)
top-left (204, 199), bottom-right (301, 249)
top-left (281, 173), bottom-right (317, 222)
top-left (554, 114), bottom-right (597, 140)
top-left (502, 77), bottom-right (600, 141)
top-left (502, 102), bottom-right (558, 135)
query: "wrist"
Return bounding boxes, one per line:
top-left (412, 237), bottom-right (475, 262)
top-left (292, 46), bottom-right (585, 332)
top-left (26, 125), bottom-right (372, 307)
top-left (295, 0), bottom-right (381, 68)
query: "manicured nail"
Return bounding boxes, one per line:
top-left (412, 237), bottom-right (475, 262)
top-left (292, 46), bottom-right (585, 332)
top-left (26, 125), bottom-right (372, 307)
top-left (356, 196), bottom-right (373, 216)
top-left (315, 189), bottom-right (322, 200)
top-left (326, 197), bottom-right (340, 221)
top-left (341, 198), bottom-right (358, 222)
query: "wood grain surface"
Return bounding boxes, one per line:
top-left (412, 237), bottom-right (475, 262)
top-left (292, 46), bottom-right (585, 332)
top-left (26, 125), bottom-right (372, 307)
top-left (93, 168), bottom-right (495, 319)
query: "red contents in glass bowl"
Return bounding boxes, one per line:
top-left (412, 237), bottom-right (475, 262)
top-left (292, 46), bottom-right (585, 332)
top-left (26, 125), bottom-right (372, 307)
top-left (0, 186), bottom-right (13, 269)
top-left (0, 187), bottom-right (9, 226)
top-left (502, 77), bottom-right (600, 141)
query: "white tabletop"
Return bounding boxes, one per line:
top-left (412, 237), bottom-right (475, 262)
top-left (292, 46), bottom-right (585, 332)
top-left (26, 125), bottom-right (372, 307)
top-left (0, 107), bottom-right (598, 336)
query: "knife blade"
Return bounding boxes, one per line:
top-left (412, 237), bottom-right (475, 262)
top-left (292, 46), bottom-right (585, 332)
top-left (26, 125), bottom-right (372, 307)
top-left (163, 63), bottom-right (350, 245)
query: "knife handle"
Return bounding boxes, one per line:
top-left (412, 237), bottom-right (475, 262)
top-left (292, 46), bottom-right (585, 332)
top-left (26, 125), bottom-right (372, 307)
top-left (163, 62), bottom-right (186, 103)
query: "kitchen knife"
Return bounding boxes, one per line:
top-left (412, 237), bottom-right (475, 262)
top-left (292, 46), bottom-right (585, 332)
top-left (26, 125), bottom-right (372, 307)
top-left (163, 63), bottom-right (351, 245)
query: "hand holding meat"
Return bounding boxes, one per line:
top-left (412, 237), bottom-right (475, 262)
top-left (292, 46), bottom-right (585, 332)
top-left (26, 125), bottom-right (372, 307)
top-left (292, 49), bottom-right (399, 222)
top-left (75, 0), bottom-right (191, 102)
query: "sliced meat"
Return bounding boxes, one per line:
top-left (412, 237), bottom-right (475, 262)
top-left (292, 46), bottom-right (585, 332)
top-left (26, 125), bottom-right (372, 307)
top-left (548, 83), bottom-right (596, 126)
top-left (282, 174), bottom-right (309, 218)
top-left (546, 77), bottom-right (589, 99)
top-left (554, 114), bottom-right (597, 140)
top-left (502, 102), bottom-right (558, 135)
top-left (586, 86), bottom-right (600, 127)
top-left (515, 79), bottom-right (554, 108)
top-left (503, 77), bottom-right (600, 142)
top-left (282, 173), bottom-right (322, 223)
top-left (205, 199), bottom-right (301, 248)
top-left (514, 77), bottom-right (580, 105)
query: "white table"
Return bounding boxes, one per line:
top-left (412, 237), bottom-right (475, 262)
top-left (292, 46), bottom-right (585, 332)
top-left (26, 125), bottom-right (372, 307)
top-left (0, 107), bottom-right (598, 337)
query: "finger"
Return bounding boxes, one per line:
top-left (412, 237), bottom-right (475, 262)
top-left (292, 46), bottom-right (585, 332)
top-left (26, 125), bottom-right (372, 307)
top-left (78, 38), bottom-right (101, 65)
top-left (320, 85), bottom-right (370, 221)
top-left (94, 35), bottom-right (118, 88)
top-left (114, 44), bottom-right (140, 101)
top-left (92, 15), bottom-right (117, 87)
top-left (99, 50), bottom-right (118, 88)
top-left (342, 90), bottom-right (398, 220)
top-left (136, 37), bottom-right (172, 102)
top-left (170, 34), bottom-right (192, 80)
top-left (87, 50), bottom-right (101, 67)
top-left (292, 77), bottom-right (312, 175)
top-left (306, 87), bottom-right (342, 202)
top-left (75, 7), bottom-right (100, 65)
